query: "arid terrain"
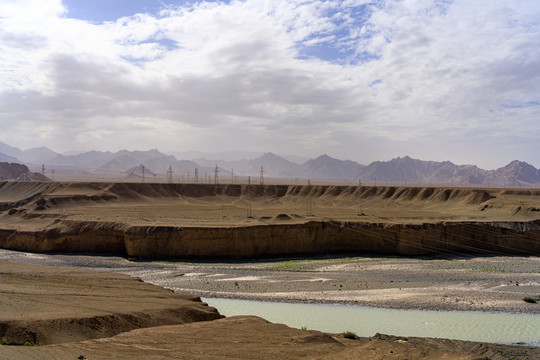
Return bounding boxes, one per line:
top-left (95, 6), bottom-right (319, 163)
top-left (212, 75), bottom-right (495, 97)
top-left (1, 181), bottom-right (539, 359)
top-left (0, 181), bottom-right (539, 258)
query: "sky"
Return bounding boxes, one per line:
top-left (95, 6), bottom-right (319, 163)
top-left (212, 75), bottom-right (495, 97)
top-left (0, 0), bottom-right (539, 169)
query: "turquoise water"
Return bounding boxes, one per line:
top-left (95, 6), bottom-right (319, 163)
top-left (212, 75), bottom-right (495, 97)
top-left (203, 298), bottom-right (540, 346)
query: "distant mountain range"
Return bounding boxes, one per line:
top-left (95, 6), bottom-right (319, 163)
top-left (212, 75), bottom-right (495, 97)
top-left (1, 141), bottom-right (539, 187)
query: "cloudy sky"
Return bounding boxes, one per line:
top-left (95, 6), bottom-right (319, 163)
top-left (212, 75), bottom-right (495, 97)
top-left (1, 0), bottom-right (539, 168)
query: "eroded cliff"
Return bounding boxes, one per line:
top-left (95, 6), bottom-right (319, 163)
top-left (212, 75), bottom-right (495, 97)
top-left (1, 181), bottom-right (539, 258)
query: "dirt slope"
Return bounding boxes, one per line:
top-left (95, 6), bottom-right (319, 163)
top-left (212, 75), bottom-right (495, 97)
top-left (0, 261), bottom-right (222, 345)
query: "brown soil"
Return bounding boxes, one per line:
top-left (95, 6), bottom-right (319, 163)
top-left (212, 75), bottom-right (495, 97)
top-left (1, 316), bottom-right (491, 360)
top-left (0, 261), bottom-right (222, 345)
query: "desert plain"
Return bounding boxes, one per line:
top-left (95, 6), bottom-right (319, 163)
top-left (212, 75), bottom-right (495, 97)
top-left (0, 180), bottom-right (539, 359)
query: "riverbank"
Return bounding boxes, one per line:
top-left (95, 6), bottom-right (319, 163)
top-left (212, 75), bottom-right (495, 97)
top-left (1, 258), bottom-right (539, 360)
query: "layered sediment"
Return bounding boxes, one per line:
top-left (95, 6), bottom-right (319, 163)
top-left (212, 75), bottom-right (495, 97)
top-left (0, 181), bottom-right (539, 258)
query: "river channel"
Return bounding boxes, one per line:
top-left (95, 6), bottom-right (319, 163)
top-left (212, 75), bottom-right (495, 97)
top-left (204, 297), bottom-right (540, 346)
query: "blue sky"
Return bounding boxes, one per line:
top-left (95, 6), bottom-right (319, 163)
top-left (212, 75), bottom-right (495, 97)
top-left (64, 0), bottom-right (192, 23)
top-left (1, 0), bottom-right (540, 169)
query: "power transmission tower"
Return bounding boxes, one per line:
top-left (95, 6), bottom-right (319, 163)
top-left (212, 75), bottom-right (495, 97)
top-left (194, 168), bottom-right (199, 183)
top-left (167, 165), bottom-right (173, 183)
top-left (51, 169), bottom-right (55, 181)
top-left (246, 176), bottom-right (252, 218)
top-left (41, 164), bottom-right (45, 177)
top-left (259, 165), bottom-right (264, 185)
top-left (231, 168), bottom-right (234, 184)
top-left (141, 164), bottom-right (145, 183)
top-left (214, 165), bottom-right (219, 184)
top-left (306, 179), bottom-right (313, 216)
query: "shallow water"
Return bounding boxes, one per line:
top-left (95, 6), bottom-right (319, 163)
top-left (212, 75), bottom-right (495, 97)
top-left (204, 298), bottom-right (540, 346)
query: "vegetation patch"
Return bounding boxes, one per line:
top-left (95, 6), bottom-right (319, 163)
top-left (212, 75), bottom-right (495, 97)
top-left (469, 264), bottom-right (506, 273)
top-left (522, 296), bottom-right (540, 304)
top-left (343, 331), bottom-right (357, 339)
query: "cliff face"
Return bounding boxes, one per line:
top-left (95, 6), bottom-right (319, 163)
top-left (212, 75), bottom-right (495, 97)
top-left (0, 220), bottom-right (538, 259)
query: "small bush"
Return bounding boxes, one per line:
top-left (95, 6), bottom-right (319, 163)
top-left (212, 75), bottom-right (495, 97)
top-left (343, 331), bottom-right (357, 339)
top-left (523, 297), bottom-right (538, 303)
top-left (1, 337), bottom-right (7, 345)
top-left (300, 326), bottom-right (307, 331)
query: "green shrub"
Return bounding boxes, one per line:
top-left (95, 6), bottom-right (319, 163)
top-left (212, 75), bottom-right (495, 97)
top-left (343, 331), bottom-right (357, 339)
top-left (523, 297), bottom-right (538, 303)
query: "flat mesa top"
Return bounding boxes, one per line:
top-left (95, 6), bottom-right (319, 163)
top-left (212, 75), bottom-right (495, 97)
top-left (0, 182), bottom-right (539, 229)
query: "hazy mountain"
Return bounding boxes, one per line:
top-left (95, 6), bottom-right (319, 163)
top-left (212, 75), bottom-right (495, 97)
top-left (125, 164), bottom-right (157, 179)
top-left (0, 142), bottom-right (58, 164)
top-left (172, 150), bottom-right (265, 162)
top-left (0, 162), bottom-right (49, 181)
top-left (193, 153), bottom-right (298, 178)
top-left (356, 156), bottom-right (491, 185)
top-left (96, 159), bottom-right (128, 172)
top-left (18, 146), bottom-right (58, 164)
top-left (0, 152), bottom-right (20, 163)
top-left (169, 160), bottom-right (215, 178)
top-left (354, 157), bottom-right (540, 187)
top-left (0, 142), bottom-right (23, 159)
top-left (301, 154), bottom-right (364, 180)
top-left (245, 153), bottom-right (299, 177)
top-left (358, 156), bottom-right (440, 183)
top-left (485, 161), bottom-right (540, 187)
top-left (172, 150), bottom-right (308, 164)
top-left (49, 150), bottom-right (116, 169)
top-left (50, 149), bottom-right (177, 172)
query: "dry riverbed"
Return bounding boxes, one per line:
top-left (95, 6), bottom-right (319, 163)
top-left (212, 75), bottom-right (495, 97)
top-left (1, 249), bottom-right (539, 314)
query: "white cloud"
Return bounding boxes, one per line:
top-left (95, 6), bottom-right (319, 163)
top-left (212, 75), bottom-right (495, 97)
top-left (0, 0), bottom-right (539, 168)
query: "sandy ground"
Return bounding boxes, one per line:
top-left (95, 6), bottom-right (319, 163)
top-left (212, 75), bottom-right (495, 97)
top-left (1, 258), bottom-right (539, 360)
